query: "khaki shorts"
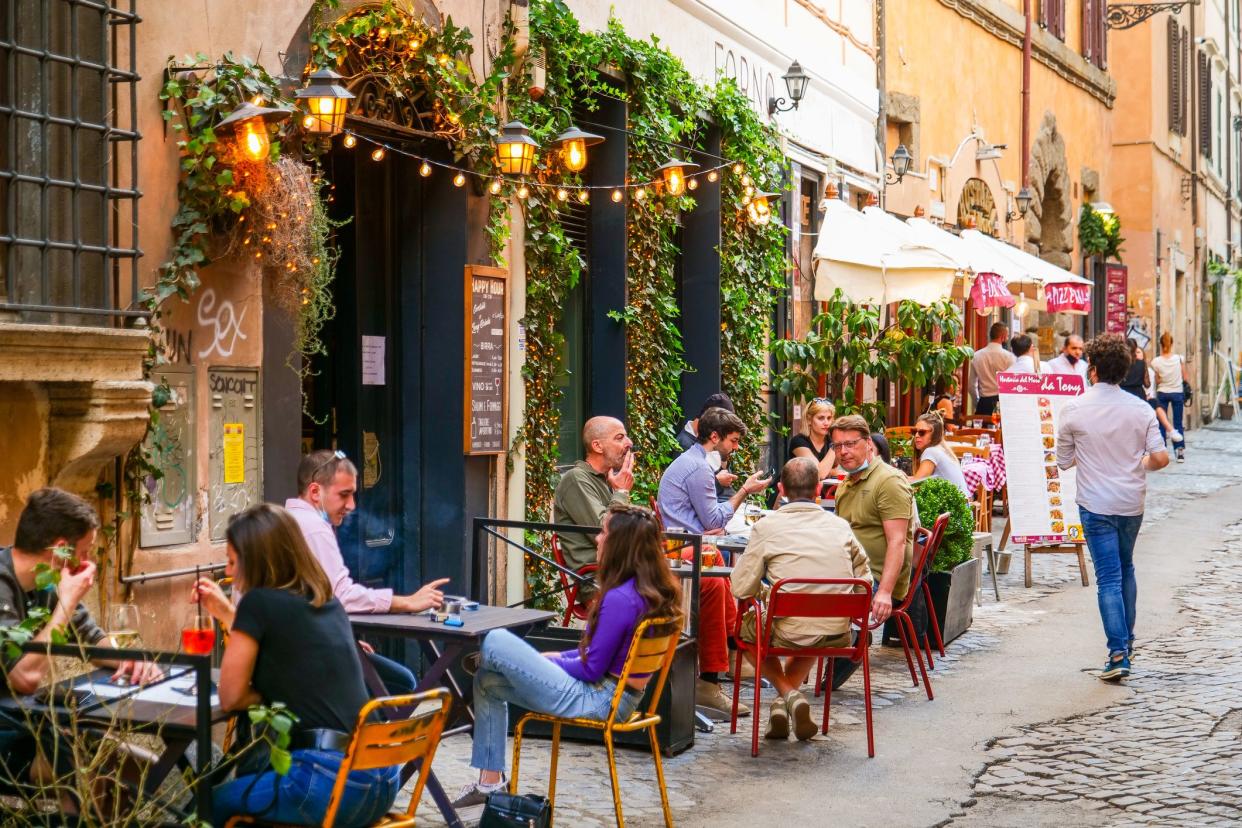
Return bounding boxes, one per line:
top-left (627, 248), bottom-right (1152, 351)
top-left (737, 610), bottom-right (851, 651)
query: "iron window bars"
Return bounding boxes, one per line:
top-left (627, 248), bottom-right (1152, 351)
top-left (0, 0), bottom-right (142, 326)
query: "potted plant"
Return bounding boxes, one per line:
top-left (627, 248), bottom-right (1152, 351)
top-left (914, 478), bottom-right (979, 643)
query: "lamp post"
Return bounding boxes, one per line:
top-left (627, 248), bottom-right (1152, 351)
top-left (296, 68), bottom-right (354, 136)
top-left (884, 143), bottom-right (912, 185)
top-left (495, 120), bottom-right (538, 176)
top-left (768, 59), bottom-right (810, 115)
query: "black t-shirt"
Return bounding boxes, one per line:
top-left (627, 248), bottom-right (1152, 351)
top-left (788, 433), bottom-right (831, 464)
top-left (231, 588), bottom-right (368, 733)
top-left (1121, 359), bottom-right (1148, 399)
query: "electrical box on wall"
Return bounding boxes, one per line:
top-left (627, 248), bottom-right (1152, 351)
top-left (140, 366), bottom-right (195, 547)
top-left (207, 367), bottom-right (262, 542)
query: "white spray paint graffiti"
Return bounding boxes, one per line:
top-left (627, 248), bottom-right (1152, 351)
top-left (196, 287), bottom-right (249, 360)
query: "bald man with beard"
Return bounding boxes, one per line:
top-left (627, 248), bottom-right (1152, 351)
top-left (552, 416), bottom-right (635, 570)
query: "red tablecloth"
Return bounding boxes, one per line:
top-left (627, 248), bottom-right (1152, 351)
top-left (960, 444), bottom-right (1007, 492)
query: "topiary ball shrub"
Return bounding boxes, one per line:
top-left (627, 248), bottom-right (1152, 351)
top-left (913, 477), bottom-right (975, 573)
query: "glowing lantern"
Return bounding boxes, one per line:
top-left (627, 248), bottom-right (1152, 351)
top-left (657, 158), bottom-right (699, 197)
top-left (216, 101), bottom-right (292, 162)
top-left (553, 125), bottom-right (604, 173)
top-left (295, 68), bottom-right (354, 136)
top-left (495, 120), bottom-right (538, 176)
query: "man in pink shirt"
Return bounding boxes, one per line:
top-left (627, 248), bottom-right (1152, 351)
top-left (287, 449), bottom-right (449, 693)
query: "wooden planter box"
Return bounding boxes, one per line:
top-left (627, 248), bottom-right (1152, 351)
top-left (504, 625), bottom-right (698, 756)
top-left (926, 557), bottom-right (981, 644)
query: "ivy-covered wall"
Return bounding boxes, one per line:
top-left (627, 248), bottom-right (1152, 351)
top-left (513, 0), bottom-right (787, 540)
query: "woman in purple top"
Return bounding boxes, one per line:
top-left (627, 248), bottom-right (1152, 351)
top-left (453, 504), bottom-right (682, 809)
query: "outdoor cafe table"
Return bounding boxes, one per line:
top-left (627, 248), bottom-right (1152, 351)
top-left (0, 662), bottom-right (225, 821)
top-left (349, 605), bottom-right (556, 828)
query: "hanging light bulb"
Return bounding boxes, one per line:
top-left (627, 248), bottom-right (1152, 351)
top-left (635, 187), bottom-right (647, 201)
top-left (747, 191), bottom-right (779, 225)
top-left (420, 161), bottom-right (433, 177)
top-left (577, 189), bottom-right (590, 203)
top-left (453, 172), bottom-right (466, 187)
top-left (611, 189), bottom-right (623, 203)
top-left (656, 158), bottom-right (699, 197)
top-left (707, 170), bottom-right (719, 183)
top-left (217, 101), bottom-right (292, 162)
top-left (733, 163), bottom-right (744, 175)
top-left (342, 133), bottom-right (357, 149)
top-left (371, 146), bottom-right (386, 161)
top-left (556, 187), bottom-right (569, 201)
top-left (687, 177), bottom-right (699, 191)
top-left (553, 126), bottom-right (604, 173)
top-left (517, 183), bottom-right (530, 199)
top-left (1014, 297), bottom-right (1030, 319)
top-left (741, 174), bottom-right (752, 186)
top-left (489, 179), bottom-right (503, 195)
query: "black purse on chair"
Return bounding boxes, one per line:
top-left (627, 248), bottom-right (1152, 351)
top-left (479, 791), bottom-right (552, 828)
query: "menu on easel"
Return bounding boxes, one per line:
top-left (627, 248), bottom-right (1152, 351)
top-left (998, 372), bottom-right (1087, 544)
top-left (463, 265), bottom-right (508, 455)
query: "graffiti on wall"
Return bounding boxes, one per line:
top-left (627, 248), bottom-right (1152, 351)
top-left (196, 288), bottom-right (249, 360)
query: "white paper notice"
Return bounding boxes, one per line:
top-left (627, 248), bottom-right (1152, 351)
top-left (998, 372), bottom-right (1086, 545)
top-left (362, 335), bottom-right (385, 386)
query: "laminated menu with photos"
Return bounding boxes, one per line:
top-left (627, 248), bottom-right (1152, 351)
top-left (998, 372), bottom-right (1087, 544)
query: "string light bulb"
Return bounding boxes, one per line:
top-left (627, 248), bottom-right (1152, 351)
top-left (577, 189), bottom-right (589, 203)
top-left (611, 189), bottom-right (623, 202)
top-left (419, 161), bottom-right (432, 177)
top-left (517, 184), bottom-right (530, 199)
top-left (342, 133), bottom-right (357, 149)
top-left (635, 187), bottom-right (647, 201)
top-left (707, 170), bottom-right (719, 182)
top-left (453, 172), bottom-right (466, 187)
top-left (741, 174), bottom-right (752, 187)
top-left (556, 187), bottom-right (569, 201)
top-left (489, 179), bottom-right (502, 195)
top-left (687, 178), bottom-right (699, 191)
top-left (733, 163), bottom-right (744, 175)
top-left (371, 146), bottom-right (386, 161)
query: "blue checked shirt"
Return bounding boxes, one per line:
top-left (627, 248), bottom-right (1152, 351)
top-left (657, 443), bottom-right (734, 533)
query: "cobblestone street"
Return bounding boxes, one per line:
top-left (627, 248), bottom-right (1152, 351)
top-left (409, 419), bottom-right (1242, 827)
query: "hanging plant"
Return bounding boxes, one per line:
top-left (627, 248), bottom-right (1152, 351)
top-left (1078, 202), bottom-right (1124, 262)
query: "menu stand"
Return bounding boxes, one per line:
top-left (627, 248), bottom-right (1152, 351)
top-left (1023, 543), bottom-right (1090, 589)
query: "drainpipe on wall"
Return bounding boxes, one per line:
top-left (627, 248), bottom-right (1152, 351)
top-left (876, 0), bottom-right (887, 207)
top-left (1021, 0), bottom-right (1032, 206)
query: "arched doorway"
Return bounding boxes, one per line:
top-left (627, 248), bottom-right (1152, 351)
top-left (1025, 112), bottom-right (1073, 269)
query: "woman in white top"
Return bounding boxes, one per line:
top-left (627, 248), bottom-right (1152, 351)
top-left (908, 412), bottom-right (972, 498)
top-left (1149, 331), bottom-right (1189, 460)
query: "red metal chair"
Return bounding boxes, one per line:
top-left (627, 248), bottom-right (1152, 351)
top-left (919, 515), bottom-right (950, 666)
top-left (729, 578), bottom-right (876, 758)
top-left (550, 533), bottom-right (597, 627)
top-left (648, 495), bottom-right (664, 529)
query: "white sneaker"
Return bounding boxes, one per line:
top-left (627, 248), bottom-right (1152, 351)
top-left (1169, 429), bottom-right (1183, 442)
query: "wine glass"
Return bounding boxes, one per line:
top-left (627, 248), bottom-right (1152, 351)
top-left (744, 502), bottom-right (762, 527)
top-left (107, 604), bottom-right (141, 649)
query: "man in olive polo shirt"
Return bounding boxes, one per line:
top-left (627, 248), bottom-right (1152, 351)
top-left (552, 416), bottom-right (634, 570)
top-left (830, 415), bottom-right (914, 625)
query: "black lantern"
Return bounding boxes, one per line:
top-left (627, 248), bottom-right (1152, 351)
top-left (884, 143), bottom-right (912, 184)
top-left (495, 120), bottom-right (538, 176)
top-left (217, 101), bottom-right (293, 162)
top-left (1016, 186), bottom-right (1034, 217)
top-left (768, 59), bottom-right (810, 115)
top-left (553, 125), bottom-right (604, 173)
top-left (296, 68), bottom-right (354, 136)
top-left (657, 158), bottom-right (699, 196)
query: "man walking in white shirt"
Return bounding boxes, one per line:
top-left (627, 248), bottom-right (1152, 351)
top-left (1045, 334), bottom-right (1090, 380)
top-left (1057, 334), bottom-right (1168, 682)
top-left (287, 450), bottom-right (449, 693)
top-left (969, 323), bottom-right (1014, 415)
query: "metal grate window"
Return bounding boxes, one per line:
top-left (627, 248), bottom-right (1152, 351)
top-left (0, 0), bottom-right (141, 326)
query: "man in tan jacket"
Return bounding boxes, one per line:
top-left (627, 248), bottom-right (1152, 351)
top-left (732, 457), bottom-right (872, 741)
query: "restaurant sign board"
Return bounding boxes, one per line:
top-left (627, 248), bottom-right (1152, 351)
top-left (998, 372), bottom-right (1086, 544)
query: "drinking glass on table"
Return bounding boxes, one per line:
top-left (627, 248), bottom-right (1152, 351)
top-left (744, 502), bottom-right (762, 527)
top-left (107, 604), bottom-right (141, 649)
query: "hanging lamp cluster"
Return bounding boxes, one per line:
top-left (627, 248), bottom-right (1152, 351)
top-left (211, 67), bottom-right (775, 223)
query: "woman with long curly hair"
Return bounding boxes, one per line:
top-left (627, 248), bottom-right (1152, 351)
top-left (453, 504), bottom-right (682, 810)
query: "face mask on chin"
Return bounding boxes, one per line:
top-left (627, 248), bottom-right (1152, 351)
top-left (846, 459), bottom-right (870, 476)
top-left (1065, 353), bottom-right (1079, 365)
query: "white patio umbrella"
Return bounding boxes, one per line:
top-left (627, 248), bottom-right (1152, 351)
top-left (812, 199), bottom-right (961, 305)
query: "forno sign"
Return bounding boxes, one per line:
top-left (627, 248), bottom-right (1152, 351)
top-left (714, 42), bottom-right (777, 116)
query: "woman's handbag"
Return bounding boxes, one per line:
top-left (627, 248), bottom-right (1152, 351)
top-left (1182, 379), bottom-right (1193, 403)
top-left (479, 791), bottom-right (552, 828)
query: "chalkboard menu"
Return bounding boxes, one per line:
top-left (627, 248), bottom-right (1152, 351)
top-left (464, 265), bottom-right (509, 455)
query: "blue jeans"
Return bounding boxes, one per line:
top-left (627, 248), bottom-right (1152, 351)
top-left (1079, 508), bottom-right (1143, 656)
top-left (367, 650), bottom-right (418, 696)
top-left (1156, 391), bottom-right (1185, 450)
top-left (471, 629), bottom-right (640, 773)
top-left (212, 749), bottom-right (400, 827)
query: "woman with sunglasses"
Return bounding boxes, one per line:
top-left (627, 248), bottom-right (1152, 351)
top-left (788, 398), bottom-right (837, 480)
top-left (907, 412), bottom-right (971, 498)
top-left (452, 504), bottom-right (683, 810)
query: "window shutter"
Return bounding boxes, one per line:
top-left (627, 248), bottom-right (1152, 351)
top-left (1199, 51), bottom-right (1212, 158)
top-left (1168, 20), bottom-right (1180, 132)
top-left (1097, 0), bottom-right (1108, 68)
top-left (1040, 0), bottom-right (1065, 39)
top-left (1181, 26), bottom-right (1190, 136)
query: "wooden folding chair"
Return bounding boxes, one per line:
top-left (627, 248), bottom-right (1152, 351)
top-left (512, 617), bottom-right (680, 828)
top-left (730, 579), bottom-right (876, 758)
top-left (225, 688), bottom-right (452, 827)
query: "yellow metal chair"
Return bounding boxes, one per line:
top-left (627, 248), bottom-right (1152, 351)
top-left (510, 617), bottom-right (680, 828)
top-left (225, 688), bottom-right (451, 828)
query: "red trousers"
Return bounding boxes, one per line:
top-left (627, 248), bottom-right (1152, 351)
top-left (697, 578), bottom-right (737, 673)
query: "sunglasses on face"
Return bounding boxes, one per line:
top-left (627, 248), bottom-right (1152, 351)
top-left (914, 428), bottom-right (933, 436)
